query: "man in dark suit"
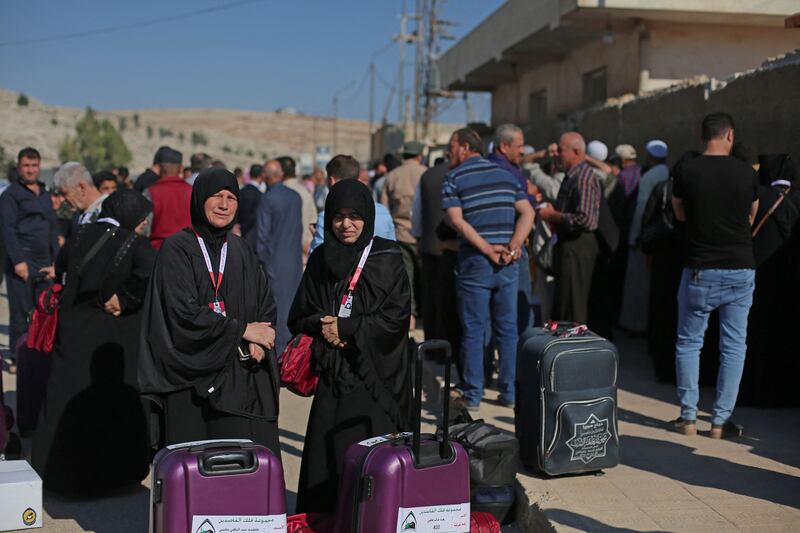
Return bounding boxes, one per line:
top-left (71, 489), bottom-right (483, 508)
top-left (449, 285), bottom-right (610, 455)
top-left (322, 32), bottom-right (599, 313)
top-left (239, 164), bottom-right (265, 247)
top-left (256, 159), bottom-right (303, 354)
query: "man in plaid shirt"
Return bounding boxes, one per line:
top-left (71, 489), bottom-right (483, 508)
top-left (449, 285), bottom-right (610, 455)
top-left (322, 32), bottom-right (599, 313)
top-left (537, 132), bottom-right (601, 323)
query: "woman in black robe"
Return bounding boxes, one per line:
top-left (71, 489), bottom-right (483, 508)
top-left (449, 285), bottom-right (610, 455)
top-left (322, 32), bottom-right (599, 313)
top-left (138, 168), bottom-right (281, 456)
top-left (740, 154), bottom-right (800, 406)
top-left (33, 189), bottom-right (155, 493)
top-left (290, 179), bottom-right (413, 513)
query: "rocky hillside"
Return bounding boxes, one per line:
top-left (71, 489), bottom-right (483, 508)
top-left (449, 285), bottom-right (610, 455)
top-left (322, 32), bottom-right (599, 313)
top-left (0, 88), bottom-right (373, 173)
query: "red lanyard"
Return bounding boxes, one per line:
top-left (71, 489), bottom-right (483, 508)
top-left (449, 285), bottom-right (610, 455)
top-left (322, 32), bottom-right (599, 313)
top-left (195, 234), bottom-right (228, 299)
top-left (338, 239), bottom-right (374, 318)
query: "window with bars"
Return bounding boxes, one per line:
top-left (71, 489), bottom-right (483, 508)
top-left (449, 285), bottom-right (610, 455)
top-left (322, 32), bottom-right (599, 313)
top-left (582, 67), bottom-right (607, 107)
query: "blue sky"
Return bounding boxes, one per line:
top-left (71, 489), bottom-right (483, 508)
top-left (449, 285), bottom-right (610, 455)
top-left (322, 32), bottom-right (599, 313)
top-left (0, 0), bottom-right (503, 124)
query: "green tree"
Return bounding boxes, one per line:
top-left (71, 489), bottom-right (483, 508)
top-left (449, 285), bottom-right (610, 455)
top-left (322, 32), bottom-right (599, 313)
top-left (133, 113), bottom-right (140, 128)
top-left (191, 131), bottom-right (208, 146)
top-left (158, 127), bottom-right (173, 138)
top-left (17, 93), bottom-right (29, 106)
top-left (118, 116), bottom-right (127, 131)
top-left (178, 132), bottom-right (185, 143)
top-left (50, 118), bottom-right (58, 126)
top-left (146, 125), bottom-right (154, 139)
top-left (58, 108), bottom-right (132, 172)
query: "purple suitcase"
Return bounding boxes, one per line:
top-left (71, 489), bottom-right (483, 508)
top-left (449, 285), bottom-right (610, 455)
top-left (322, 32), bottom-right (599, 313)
top-left (15, 334), bottom-right (52, 435)
top-left (150, 439), bottom-right (287, 533)
top-left (334, 340), bottom-right (471, 533)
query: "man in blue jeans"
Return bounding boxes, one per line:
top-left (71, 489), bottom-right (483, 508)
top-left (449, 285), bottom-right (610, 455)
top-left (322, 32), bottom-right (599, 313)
top-left (671, 112), bottom-right (760, 438)
top-left (443, 128), bottom-right (535, 410)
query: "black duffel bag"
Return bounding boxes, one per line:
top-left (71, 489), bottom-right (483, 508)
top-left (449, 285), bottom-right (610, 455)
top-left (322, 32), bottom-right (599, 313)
top-left (449, 420), bottom-right (519, 524)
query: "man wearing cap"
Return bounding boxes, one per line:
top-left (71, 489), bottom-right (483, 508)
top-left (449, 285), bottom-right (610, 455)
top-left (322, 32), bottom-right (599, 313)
top-left (134, 146), bottom-right (171, 193)
top-left (381, 140), bottom-right (427, 330)
top-left (620, 140), bottom-right (670, 333)
top-left (145, 147), bottom-right (192, 250)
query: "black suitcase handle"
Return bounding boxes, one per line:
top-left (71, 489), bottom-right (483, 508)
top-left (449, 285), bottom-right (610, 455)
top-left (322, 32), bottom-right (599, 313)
top-left (199, 450), bottom-right (258, 476)
top-left (413, 340), bottom-right (452, 464)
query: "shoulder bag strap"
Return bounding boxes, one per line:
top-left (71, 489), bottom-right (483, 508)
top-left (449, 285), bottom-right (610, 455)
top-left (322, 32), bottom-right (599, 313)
top-left (76, 227), bottom-right (119, 277)
top-left (752, 187), bottom-right (791, 238)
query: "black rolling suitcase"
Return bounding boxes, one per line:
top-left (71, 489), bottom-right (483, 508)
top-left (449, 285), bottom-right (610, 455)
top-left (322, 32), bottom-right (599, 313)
top-left (515, 322), bottom-right (619, 476)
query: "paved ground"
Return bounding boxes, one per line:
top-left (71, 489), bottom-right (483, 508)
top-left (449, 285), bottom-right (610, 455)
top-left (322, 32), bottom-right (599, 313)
top-left (2, 279), bottom-right (799, 532)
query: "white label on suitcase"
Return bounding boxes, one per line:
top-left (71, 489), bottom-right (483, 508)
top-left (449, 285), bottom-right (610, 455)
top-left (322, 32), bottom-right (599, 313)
top-left (190, 514), bottom-right (286, 533)
top-left (358, 432), bottom-right (413, 447)
top-left (395, 503), bottom-right (470, 533)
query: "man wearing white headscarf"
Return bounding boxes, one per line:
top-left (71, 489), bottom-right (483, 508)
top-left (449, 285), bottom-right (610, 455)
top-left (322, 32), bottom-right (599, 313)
top-left (619, 140), bottom-right (669, 332)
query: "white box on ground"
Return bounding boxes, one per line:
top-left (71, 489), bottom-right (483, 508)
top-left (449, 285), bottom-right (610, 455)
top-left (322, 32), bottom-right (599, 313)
top-left (0, 461), bottom-right (42, 530)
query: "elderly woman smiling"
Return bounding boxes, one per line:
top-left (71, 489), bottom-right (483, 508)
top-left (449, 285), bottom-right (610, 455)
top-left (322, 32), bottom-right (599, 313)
top-left (289, 179), bottom-right (413, 514)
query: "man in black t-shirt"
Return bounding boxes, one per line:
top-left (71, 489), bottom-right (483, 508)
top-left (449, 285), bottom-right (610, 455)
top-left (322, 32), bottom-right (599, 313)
top-left (670, 112), bottom-right (759, 439)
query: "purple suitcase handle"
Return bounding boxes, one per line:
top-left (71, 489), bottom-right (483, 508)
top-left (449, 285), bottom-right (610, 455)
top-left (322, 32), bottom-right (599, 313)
top-left (414, 340), bottom-right (452, 465)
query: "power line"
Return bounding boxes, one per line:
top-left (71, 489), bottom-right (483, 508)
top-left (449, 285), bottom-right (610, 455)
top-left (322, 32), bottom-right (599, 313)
top-left (0, 0), bottom-right (267, 48)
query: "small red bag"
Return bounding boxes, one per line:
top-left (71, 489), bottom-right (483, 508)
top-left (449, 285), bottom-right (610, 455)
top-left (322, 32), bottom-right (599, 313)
top-left (286, 513), bottom-right (335, 533)
top-left (27, 283), bottom-right (63, 353)
top-left (470, 511), bottom-right (501, 533)
top-left (280, 334), bottom-right (319, 397)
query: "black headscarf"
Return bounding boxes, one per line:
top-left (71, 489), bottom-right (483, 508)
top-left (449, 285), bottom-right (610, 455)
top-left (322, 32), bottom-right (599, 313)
top-left (190, 167), bottom-right (239, 251)
top-left (322, 179), bottom-right (376, 279)
top-left (758, 154), bottom-right (796, 186)
top-left (98, 189), bottom-right (152, 231)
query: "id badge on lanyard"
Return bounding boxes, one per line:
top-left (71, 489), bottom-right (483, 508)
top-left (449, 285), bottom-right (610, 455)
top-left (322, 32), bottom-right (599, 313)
top-left (337, 239), bottom-right (373, 318)
top-left (196, 234), bottom-right (228, 317)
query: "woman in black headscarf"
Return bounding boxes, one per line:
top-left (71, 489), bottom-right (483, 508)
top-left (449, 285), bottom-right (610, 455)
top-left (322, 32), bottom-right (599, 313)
top-left (138, 167), bottom-right (281, 455)
top-left (290, 179), bottom-right (413, 513)
top-left (740, 154), bottom-right (800, 406)
top-left (33, 189), bottom-right (156, 493)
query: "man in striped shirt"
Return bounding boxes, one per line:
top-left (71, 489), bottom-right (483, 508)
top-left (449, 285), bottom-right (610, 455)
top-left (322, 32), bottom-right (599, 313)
top-left (538, 132), bottom-right (601, 324)
top-left (443, 128), bottom-right (535, 410)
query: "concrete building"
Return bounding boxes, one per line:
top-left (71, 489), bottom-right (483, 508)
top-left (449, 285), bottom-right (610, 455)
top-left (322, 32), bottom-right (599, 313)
top-left (438, 0), bottom-right (799, 144)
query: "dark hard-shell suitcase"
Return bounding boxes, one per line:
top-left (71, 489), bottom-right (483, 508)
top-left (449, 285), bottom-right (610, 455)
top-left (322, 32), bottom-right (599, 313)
top-left (15, 334), bottom-right (52, 435)
top-left (150, 439), bottom-right (287, 533)
top-left (449, 421), bottom-right (518, 524)
top-left (516, 323), bottom-right (619, 476)
top-left (334, 340), bottom-right (472, 533)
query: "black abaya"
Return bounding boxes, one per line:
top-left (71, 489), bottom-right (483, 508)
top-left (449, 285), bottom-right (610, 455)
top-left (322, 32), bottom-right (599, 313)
top-left (32, 223), bottom-right (155, 493)
top-left (138, 230), bottom-right (281, 455)
top-left (289, 237), bottom-right (412, 513)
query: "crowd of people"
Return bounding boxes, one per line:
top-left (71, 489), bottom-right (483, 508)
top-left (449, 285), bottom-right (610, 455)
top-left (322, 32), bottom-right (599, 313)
top-left (0, 111), bottom-right (797, 503)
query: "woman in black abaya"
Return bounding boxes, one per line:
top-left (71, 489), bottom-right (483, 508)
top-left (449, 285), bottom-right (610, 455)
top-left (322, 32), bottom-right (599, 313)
top-left (138, 168), bottom-right (281, 456)
top-left (740, 154), bottom-right (800, 406)
top-left (33, 189), bottom-right (155, 493)
top-left (290, 179), bottom-right (412, 513)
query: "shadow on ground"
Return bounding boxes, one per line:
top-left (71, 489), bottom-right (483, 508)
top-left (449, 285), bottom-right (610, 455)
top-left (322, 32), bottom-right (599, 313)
top-left (44, 485), bottom-right (150, 533)
top-left (547, 508), bottom-right (670, 533)
top-left (621, 434), bottom-right (800, 509)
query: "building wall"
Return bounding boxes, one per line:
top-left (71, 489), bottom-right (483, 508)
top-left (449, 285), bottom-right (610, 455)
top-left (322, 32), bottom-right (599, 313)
top-left (490, 20), bottom-right (798, 130)
top-left (491, 32), bottom-right (641, 125)
top-left (641, 22), bottom-right (800, 90)
top-left (562, 58), bottom-right (800, 169)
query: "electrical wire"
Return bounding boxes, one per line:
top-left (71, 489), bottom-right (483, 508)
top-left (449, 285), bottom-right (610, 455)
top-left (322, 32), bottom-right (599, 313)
top-left (0, 0), bottom-right (267, 48)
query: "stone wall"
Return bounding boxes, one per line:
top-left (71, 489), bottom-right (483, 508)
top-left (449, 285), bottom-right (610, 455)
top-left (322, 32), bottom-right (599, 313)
top-left (524, 52), bottom-right (800, 163)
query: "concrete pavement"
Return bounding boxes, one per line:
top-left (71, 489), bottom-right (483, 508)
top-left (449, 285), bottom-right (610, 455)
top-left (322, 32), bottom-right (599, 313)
top-left (2, 278), bottom-right (799, 531)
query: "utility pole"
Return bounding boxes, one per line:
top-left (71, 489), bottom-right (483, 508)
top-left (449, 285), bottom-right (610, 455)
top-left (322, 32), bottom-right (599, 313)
top-left (422, 0), bottom-right (455, 139)
top-left (332, 94), bottom-right (339, 154)
top-left (395, 0), bottom-right (422, 139)
top-left (413, 0), bottom-right (426, 140)
top-left (368, 62), bottom-right (375, 163)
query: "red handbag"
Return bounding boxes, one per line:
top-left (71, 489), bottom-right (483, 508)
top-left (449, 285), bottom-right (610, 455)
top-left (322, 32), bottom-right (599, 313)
top-left (27, 283), bottom-right (63, 353)
top-left (280, 334), bottom-right (319, 397)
